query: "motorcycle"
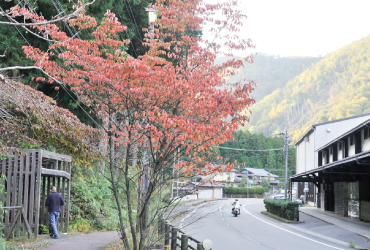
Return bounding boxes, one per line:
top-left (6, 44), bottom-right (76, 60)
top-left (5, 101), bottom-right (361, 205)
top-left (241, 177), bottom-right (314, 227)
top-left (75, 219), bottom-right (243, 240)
top-left (231, 202), bottom-right (241, 217)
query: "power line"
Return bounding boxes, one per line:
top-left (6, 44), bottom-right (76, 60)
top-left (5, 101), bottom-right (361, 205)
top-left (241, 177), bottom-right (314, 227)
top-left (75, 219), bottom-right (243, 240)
top-left (122, 0), bottom-right (143, 42)
top-left (4, 2), bottom-right (104, 129)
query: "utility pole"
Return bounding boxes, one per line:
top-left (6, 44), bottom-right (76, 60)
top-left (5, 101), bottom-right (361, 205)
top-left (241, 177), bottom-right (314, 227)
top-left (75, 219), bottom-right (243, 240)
top-left (284, 131), bottom-right (289, 199)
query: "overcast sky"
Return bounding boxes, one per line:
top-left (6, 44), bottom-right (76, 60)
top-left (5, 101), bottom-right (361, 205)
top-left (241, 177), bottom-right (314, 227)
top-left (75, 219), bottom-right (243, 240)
top-left (203, 0), bottom-right (370, 57)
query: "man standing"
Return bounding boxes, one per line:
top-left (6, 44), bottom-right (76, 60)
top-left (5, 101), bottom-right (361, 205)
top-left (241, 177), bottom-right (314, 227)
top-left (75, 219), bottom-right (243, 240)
top-left (46, 186), bottom-right (65, 239)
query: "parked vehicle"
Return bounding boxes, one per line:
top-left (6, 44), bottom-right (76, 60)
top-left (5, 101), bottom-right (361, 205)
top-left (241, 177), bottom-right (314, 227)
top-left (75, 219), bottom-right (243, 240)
top-left (291, 197), bottom-right (303, 206)
top-left (273, 195), bottom-right (285, 199)
top-left (272, 195), bottom-right (302, 206)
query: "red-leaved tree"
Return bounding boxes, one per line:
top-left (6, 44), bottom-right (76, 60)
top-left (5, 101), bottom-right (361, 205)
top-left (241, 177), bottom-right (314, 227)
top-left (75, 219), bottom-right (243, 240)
top-left (4, 0), bottom-right (255, 248)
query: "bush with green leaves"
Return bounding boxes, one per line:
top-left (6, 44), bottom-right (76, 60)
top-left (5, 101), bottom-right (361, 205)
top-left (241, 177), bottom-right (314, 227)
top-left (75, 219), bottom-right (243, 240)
top-left (223, 186), bottom-right (265, 194)
top-left (69, 165), bottom-right (119, 232)
top-left (263, 198), bottom-right (299, 221)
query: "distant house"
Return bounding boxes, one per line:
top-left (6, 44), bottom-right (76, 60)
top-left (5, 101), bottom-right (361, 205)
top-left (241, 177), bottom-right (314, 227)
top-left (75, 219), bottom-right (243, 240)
top-left (200, 165), bottom-right (241, 187)
top-left (197, 182), bottom-right (224, 199)
top-left (291, 113), bottom-right (370, 220)
top-left (236, 168), bottom-right (279, 188)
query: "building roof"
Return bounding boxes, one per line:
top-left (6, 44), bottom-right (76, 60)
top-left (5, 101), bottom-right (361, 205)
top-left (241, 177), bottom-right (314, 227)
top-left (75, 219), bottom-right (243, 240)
top-left (316, 118), bottom-right (370, 152)
top-left (198, 182), bottom-right (225, 188)
top-left (295, 113), bottom-right (370, 145)
top-left (240, 168), bottom-right (279, 178)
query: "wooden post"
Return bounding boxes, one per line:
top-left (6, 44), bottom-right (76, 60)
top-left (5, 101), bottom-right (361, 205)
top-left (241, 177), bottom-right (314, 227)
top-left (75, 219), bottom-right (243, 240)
top-left (5, 152), bottom-right (13, 237)
top-left (65, 162), bottom-right (71, 232)
top-left (197, 242), bottom-right (204, 250)
top-left (181, 234), bottom-right (188, 250)
top-left (10, 152), bottom-right (18, 239)
top-left (40, 176), bottom-right (46, 226)
top-left (1, 157), bottom-right (6, 235)
top-left (60, 161), bottom-right (66, 231)
top-left (23, 152), bottom-right (31, 237)
top-left (28, 151), bottom-right (36, 236)
top-left (171, 227), bottom-right (177, 250)
top-left (164, 223), bottom-right (170, 249)
top-left (34, 150), bottom-right (43, 238)
top-left (16, 155), bottom-right (24, 237)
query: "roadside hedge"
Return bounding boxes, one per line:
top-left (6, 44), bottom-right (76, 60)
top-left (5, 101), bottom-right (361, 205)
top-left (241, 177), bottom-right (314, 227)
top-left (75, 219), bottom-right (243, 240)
top-left (263, 198), bottom-right (299, 221)
top-left (223, 186), bottom-right (264, 194)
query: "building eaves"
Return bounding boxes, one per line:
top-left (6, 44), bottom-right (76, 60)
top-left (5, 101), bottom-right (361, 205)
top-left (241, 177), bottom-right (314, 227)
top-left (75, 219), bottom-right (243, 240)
top-left (294, 113), bottom-right (370, 146)
top-left (289, 150), bottom-right (370, 180)
top-left (295, 127), bottom-right (315, 146)
top-left (315, 118), bottom-right (370, 152)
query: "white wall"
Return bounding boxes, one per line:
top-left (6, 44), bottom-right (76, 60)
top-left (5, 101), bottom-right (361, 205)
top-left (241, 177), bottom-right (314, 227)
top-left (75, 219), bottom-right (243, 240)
top-left (361, 129), bottom-right (370, 151)
top-left (179, 195), bottom-right (198, 202)
top-left (337, 142), bottom-right (343, 160)
top-left (348, 137), bottom-right (356, 156)
top-left (198, 189), bottom-right (213, 199)
top-left (296, 131), bottom-right (315, 174)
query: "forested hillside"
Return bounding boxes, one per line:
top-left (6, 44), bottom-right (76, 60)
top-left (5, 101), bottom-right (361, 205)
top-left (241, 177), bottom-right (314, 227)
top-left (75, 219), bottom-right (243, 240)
top-left (244, 35), bottom-right (370, 141)
top-left (216, 54), bottom-right (320, 101)
top-left (218, 130), bottom-right (296, 178)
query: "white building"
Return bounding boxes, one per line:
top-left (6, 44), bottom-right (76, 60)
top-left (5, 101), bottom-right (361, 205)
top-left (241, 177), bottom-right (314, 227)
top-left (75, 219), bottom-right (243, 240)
top-left (291, 113), bottom-right (370, 220)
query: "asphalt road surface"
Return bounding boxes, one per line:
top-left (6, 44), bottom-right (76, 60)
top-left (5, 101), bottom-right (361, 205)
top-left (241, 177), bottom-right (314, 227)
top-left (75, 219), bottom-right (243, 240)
top-left (175, 198), bottom-right (358, 250)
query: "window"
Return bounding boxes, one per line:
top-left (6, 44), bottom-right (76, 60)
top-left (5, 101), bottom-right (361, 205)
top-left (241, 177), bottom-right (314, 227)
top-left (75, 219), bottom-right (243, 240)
top-left (329, 147), bottom-right (333, 155)
top-left (350, 135), bottom-right (355, 146)
top-left (338, 142), bottom-right (342, 151)
top-left (365, 127), bottom-right (369, 140)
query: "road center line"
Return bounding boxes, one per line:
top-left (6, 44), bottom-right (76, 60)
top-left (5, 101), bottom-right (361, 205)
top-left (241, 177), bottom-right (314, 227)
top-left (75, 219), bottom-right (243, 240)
top-left (242, 205), bottom-right (343, 250)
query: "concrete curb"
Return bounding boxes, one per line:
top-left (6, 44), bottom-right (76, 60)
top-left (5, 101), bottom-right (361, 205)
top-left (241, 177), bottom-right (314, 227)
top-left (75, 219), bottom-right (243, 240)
top-left (261, 211), bottom-right (303, 224)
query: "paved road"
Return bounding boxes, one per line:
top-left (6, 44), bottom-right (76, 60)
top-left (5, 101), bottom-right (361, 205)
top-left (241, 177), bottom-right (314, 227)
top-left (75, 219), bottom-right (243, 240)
top-left (174, 198), bottom-right (359, 250)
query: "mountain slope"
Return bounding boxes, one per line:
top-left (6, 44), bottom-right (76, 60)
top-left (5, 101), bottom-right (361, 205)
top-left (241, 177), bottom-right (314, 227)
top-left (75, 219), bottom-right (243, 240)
top-left (216, 54), bottom-right (320, 101)
top-left (244, 35), bottom-right (370, 141)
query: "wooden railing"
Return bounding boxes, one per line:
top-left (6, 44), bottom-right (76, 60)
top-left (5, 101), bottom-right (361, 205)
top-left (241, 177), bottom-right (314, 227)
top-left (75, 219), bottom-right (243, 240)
top-left (1, 206), bottom-right (32, 238)
top-left (160, 221), bottom-right (211, 250)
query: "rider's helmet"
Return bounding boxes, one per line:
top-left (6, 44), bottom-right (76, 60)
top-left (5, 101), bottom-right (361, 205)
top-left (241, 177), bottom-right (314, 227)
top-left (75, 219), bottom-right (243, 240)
top-left (235, 199), bottom-right (238, 201)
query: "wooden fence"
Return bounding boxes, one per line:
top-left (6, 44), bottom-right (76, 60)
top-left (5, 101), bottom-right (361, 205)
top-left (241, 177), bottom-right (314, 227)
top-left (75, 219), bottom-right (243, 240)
top-left (0, 149), bottom-right (72, 238)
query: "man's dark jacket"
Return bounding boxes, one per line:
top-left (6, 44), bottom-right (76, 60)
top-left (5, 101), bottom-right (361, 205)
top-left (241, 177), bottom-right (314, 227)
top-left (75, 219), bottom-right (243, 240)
top-left (46, 192), bottom-right (65, 212)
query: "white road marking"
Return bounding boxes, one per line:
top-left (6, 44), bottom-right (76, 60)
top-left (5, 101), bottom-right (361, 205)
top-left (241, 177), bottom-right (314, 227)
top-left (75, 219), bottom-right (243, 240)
top-left (179, 204), bottom-right (203, 229)
top-left (242, 205), bottom-right (344, 250)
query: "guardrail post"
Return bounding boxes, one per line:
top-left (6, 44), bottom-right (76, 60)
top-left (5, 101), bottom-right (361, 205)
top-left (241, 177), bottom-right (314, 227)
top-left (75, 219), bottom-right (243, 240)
top-left (181, 234), bottom-right (189, 250)
top-left (171, 227), bottom-right (178, 250)
top-left (158, 219), bottom-right (165, 235)
top-left (197, 242), bottom-right (204, 250)
top-left (164, 223), bottom-right (170, 249)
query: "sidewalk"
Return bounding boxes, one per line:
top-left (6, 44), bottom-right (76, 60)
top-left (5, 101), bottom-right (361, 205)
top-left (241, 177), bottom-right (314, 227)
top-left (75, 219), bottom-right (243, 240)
top-left (292, 206), bottom-right (370, 249)
top-left (299, 206), bottom-right (370, 239)
top-left (40, 231), bottom-right (120, 250)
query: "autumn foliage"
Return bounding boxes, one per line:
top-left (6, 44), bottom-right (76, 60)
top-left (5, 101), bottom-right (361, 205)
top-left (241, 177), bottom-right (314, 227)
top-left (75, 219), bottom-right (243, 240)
top-left (4, 0), bottom-right (255, 248)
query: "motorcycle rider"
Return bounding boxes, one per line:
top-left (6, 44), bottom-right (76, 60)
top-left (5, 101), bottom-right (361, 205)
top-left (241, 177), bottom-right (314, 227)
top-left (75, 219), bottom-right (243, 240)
top-left (232, 199), bottom-right (240, 215)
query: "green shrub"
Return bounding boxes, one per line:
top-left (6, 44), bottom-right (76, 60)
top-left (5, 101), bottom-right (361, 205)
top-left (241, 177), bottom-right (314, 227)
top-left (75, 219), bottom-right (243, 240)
top-left (38, 224), bottom-right (49, 234)
top-left (70, 164), bottom-right (119, 231)
top-left (263, 198), bottom-right (299, 221)
top-left (69, 218), bottom-right (92, 233)
top-left (223, 186), bottom-right (264, 194)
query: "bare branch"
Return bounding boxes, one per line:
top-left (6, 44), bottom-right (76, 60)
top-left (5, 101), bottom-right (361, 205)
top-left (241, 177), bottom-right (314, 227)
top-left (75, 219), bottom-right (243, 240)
top-left (0, 66), bottom-right (40, 71)
top-left (0, 48), bottom-right (7, 58)
top-left (0, 1), bottom-right (95, 26)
